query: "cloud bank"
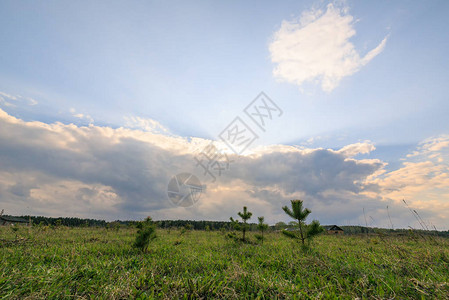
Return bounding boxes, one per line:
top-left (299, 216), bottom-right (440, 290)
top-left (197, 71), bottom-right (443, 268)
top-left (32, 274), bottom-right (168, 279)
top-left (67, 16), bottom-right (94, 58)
top-left (0, 108), bottom-right (448, 229)
top-left (269, 4), bottom-right (388, 92)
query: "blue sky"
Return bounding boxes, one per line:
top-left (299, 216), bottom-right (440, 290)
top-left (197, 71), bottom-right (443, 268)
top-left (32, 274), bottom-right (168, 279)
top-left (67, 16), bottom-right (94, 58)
top-left (1, 1), bottom-right (449, 229)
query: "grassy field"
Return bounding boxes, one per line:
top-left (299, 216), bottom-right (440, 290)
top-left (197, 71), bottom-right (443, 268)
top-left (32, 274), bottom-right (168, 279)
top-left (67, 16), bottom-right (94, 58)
top-left (1, 226), bottom-right (449, 299)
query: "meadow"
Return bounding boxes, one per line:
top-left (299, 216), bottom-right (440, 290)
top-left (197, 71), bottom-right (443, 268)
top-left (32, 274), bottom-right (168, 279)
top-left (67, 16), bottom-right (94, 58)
top-left (1, 226), bottom-right (448, 299)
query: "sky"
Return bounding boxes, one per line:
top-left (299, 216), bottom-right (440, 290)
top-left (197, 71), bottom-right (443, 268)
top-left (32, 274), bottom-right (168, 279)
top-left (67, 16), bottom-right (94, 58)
top-left (1, 0), bottom-right (449, 229)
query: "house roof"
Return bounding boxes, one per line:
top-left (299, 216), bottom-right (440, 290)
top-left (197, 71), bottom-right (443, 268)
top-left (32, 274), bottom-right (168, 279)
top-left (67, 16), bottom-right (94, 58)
top-left (323, 225), bottom-right (344, 231)
top-left (284, 225), bottom-right (344, 231)
top-left (0, 216), bottom-right (28, 223)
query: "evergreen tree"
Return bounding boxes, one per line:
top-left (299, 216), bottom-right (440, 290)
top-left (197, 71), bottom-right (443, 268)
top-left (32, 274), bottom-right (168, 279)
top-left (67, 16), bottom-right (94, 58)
top-left (282, 200), bottom-right (323, 245)
top-left (257, 216), bottom-right (269, 244)
top-left (231, 206), bottom-right (252, 242)
top-left (133, 217), bottom-right (156, 252)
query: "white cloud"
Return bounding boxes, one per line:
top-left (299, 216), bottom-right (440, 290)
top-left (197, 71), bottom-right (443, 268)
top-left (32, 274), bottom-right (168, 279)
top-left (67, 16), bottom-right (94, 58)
top-left (0, 97), bottom-right (15, 107)
top-left (74, 113), bottom-right (94, 123)
top-left (0, 91), bottom-right (38, 106)
top-left (70, 108), bottom-right (94, 124)
top-left (269, 3), bottom-right (388, 92)
top-left (124, 115), bottom-right (170, 134)
top-left (0, 92), bottom-right (18, 101)
top-left (336, 142), bottom-right (375, 157)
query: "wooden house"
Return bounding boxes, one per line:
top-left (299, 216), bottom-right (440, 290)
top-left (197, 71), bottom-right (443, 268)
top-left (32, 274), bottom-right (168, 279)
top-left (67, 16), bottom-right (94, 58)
top-left (323, 225), bottom-right (344, 235)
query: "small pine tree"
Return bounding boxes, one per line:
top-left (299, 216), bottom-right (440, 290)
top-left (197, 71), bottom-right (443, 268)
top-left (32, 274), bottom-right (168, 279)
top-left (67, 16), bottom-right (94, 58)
top-left (256, 216), bottom-right (269, 244)
top-left (133, 217), bottom-right (156, 252)
top-left (229, 217), bottom-right (240, 231)
top-left (231, 206), bottom-right (252, 242)
top-left (282, 200), bottom-right (323, 246)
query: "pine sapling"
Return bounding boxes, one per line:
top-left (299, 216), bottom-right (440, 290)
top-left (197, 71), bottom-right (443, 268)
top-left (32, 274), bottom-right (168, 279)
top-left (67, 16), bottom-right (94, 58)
top-left (231, 206), bottom-right (252, 242)
top-left (256, 216), bottom-right (269, 244)
top-left (133, 216), bottom-right (156, 252)
top-left (282, 200), bottom-right (323, 246)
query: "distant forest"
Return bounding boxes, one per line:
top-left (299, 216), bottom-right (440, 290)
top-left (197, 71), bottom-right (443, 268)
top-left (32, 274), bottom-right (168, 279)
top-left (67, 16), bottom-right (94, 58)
top-left (9, 215), bottom-right (449, 237)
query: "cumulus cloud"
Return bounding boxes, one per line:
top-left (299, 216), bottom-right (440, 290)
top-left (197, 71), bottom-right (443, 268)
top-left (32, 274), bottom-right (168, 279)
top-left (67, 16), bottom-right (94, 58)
top-left (0, 108), bottom-right (448, 229)
top-left (269, 3), bottom-right (388, 92)
top-left (0, 108), bottom-right (212, 220)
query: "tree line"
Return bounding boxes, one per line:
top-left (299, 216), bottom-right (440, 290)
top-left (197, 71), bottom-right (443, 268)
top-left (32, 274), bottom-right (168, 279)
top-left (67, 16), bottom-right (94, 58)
top-left (12, 214), bottom-right (449, 238)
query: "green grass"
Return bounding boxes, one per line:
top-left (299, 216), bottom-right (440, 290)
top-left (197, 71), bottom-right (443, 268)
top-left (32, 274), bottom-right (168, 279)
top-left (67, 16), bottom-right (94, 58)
top-left (1, 226), bottom-right (448, 299)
